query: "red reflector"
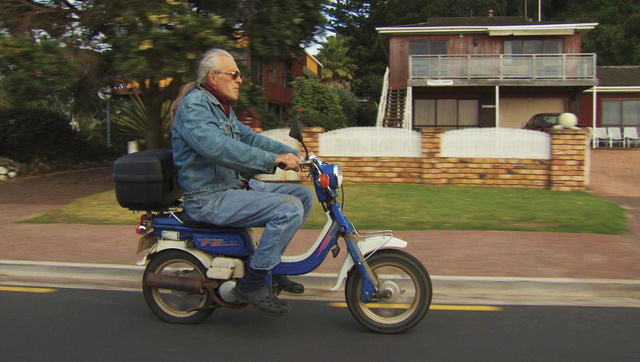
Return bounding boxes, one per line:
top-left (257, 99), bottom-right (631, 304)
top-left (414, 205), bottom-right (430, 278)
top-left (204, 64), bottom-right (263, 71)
top-left (136, 214), bottom-right (150, 235)
top-left (319, 173), bottom-right (330, 188)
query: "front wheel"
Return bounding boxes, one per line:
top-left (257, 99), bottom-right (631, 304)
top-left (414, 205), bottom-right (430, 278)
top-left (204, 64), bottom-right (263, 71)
top-left (345, 249), bottom-right (432, 334)
top-left (142, 250), bottom-right (215, 324)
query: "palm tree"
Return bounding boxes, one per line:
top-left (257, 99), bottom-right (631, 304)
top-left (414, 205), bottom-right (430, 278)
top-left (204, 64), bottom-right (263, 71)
top-left (115, 93), bottom-right (172, 147)
top-left (317, 35), bottom-right (358, 89)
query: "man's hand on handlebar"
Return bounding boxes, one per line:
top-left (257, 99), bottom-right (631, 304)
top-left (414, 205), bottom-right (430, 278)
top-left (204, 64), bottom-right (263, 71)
top-left (275, 153), bottom-right (301, 172)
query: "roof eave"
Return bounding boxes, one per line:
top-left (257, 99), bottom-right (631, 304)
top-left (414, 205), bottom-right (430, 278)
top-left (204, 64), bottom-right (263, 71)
top-left (376, 23), bottom-right (599, 35)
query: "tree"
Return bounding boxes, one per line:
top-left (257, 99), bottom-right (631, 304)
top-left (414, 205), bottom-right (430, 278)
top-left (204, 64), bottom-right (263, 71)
top-left (546, 0), bottom-right (640, 65)
top-left (317, 35), bottom-right (357, 88)
top-left (0, 0), bottom-right (327, 149)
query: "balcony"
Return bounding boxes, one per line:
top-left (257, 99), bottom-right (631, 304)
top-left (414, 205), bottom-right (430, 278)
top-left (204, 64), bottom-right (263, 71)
top-left (409, 53), bottom-right (597, 86)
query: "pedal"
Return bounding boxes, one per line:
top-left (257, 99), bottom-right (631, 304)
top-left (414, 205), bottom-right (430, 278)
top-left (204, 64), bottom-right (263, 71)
top-left (331, 245), bottom-right (340, 258)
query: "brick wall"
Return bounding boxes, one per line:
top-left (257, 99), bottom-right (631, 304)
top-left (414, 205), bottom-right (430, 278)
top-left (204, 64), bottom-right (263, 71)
top-left (300, 127), bottom-right (589, 191)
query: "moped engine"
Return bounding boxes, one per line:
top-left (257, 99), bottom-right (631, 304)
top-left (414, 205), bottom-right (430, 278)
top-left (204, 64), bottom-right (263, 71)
top-left (218, 280), bottom-right (240, 303)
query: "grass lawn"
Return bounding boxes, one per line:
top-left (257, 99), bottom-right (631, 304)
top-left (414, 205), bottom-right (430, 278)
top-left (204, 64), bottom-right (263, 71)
top-left (22, 184), bottom-right (627, 234)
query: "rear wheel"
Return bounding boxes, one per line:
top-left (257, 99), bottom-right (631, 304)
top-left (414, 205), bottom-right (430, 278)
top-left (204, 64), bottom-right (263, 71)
top-left (142, 251), bottom-right (215, 324)
top-left (345, 249), bottom-right (432, 334)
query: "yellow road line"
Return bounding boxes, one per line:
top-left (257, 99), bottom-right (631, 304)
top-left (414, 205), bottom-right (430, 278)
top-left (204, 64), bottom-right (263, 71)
top-left (329, 302), bottom-right (501, 311)
top-left (0, 286), bottom-right (57, 293)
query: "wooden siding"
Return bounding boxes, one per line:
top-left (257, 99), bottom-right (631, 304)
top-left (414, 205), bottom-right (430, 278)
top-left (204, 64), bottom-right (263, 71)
top-left (389, 32), bottom-right (585, 88)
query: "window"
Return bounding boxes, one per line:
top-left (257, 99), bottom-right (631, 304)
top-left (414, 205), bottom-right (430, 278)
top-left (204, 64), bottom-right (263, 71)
top-left (251, 57), bottom-right (264, 86)
top-left (411, 41), bottom-right (448, 78)
top-left (602, 100), bottom-right (640, 127)
top-left (504, 39), bottom-right (564, 77)
top-left (504, 39), bottom-right (563, 54)
top-left (410, 41), bottom-right (447, 55)
top-left (414, 99), bottom-right (479, 129)
top-left (283, 60), bottom-right (293, 88)
top-left (269, 62), bottom-right (276, 84)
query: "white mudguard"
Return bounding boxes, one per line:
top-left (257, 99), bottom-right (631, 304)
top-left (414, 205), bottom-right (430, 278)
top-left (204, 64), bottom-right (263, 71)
top-left (330, 236), bottom-right (408, 291)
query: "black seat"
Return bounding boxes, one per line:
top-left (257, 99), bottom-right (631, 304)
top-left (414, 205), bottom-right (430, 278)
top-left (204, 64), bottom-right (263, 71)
top-left (172, 210), bottom-right (241, 230)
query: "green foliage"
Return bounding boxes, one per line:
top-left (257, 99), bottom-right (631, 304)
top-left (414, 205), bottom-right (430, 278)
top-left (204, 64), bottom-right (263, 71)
top-left (236, 0), bottom-right (326, 59)
top-left (234, 81), bottom-right (273, 128)
top-left (351, 73), bottom-right (383, 100)
top-left (0, 0), bottom-right (327, 151)
top-left (114, 93), bottom-right (171, 145)
top-left (548, 0), bottom-right (640, 65)
top-left (0, 37), bottom-right (78, 108)
top-left (291, 77), bottom-right (347, 130)
top-left (317, 35), bottom-right (357, 88)
top-left (330, 87), bottom-right (358, 127)
top-left (0, 108), bottom-right (106, 163)
top-left (107, 1), bottom-right (230, 82)
top-left (355, 100), bottom-right (379, 127)
top-left (187, 0), bottom-right (325, 59)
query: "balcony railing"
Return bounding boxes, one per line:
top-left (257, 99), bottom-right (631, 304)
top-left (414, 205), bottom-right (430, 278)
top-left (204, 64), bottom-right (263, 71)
top-left (409, 53), bottom-right (596, 81)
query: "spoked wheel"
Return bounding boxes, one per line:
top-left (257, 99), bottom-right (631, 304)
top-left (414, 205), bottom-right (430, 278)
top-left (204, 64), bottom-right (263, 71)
top-left (345, 249), bottom-right (432, 334)
top-left (142, 251), bottom-right (215, 324)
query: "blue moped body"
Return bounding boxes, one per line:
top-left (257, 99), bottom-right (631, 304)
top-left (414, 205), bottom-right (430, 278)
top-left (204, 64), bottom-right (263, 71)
top-left (151, 214), bottom-right (254, 258)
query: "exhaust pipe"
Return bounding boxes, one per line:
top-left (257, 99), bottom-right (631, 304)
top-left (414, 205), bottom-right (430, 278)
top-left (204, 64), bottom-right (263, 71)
top-left (144, 273), bottom-right (218, 294)
top-left (144, 273), bottom-right (248, 310)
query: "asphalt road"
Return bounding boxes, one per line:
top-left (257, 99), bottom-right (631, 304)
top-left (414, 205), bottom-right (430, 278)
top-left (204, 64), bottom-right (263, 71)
top-left (1, 286), bottom-right (638, 362)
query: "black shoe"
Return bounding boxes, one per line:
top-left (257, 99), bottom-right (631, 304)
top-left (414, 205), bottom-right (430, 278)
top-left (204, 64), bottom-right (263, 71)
top-left (275, 275), bottom-right (304, 294)
top-left (235, 285), bottom-right (291, 315)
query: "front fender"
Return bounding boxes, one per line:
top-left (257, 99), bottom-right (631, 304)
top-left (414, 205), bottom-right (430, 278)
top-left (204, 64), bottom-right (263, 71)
top-left (330, 236), bottom-right (408, 291)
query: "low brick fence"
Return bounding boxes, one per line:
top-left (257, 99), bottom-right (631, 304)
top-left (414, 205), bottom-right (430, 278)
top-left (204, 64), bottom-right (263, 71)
top-left (300, 127), bottom-right (589, 191)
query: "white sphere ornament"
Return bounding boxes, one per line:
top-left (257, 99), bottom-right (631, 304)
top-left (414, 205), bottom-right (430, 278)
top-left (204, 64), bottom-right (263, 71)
top-left (558, 112), bottom-right (578, 128)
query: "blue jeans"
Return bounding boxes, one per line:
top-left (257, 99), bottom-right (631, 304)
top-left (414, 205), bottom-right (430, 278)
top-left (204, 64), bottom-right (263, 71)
top-left (184, 180), bottom-right (314, 270)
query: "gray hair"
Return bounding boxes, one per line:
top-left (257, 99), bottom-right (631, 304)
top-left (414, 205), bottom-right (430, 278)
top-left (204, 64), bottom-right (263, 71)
top-left (196, 48), bottom-right (234, 84)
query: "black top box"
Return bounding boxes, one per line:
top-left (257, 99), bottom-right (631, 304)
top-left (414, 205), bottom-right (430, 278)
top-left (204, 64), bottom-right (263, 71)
top-left (113, 149), bottom-right (183, 211)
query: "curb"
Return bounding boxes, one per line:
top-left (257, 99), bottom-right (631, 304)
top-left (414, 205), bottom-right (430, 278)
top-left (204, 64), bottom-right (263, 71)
top-left (1, 260), bottom-right (639, 307)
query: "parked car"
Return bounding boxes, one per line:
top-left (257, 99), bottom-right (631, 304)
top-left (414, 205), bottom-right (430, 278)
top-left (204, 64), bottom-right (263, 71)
top-left (522, 113), bottom-right (562, 132)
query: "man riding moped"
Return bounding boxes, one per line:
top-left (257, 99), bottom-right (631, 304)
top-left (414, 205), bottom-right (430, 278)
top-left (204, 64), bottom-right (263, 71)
top-left (171, 48), bottom-right (313, 315)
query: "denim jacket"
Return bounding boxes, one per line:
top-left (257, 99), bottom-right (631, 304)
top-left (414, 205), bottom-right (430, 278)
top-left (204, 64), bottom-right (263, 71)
top-left (171, 84), bottom-right (297, 196)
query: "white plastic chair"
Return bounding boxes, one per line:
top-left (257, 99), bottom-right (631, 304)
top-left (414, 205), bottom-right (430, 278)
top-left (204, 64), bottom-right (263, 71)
top-left (623, 127), bottom-right (639, 147)
top-left (607, 127), bottom-right (624, 147)
top-left (593, 127), bottom-right (609, 147)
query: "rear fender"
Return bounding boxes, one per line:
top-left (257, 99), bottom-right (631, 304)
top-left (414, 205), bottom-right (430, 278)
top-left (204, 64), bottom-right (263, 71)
top-left (138, 239), bottom-right (214, 269)
top-left (330, 236), bottom-right (408, 291)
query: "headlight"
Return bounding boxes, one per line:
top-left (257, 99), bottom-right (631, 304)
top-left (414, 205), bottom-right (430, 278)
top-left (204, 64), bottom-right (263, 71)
top-left (319, 164), bottom-right (343, 190)
top-left (333, 165), bottom-right (343, 189)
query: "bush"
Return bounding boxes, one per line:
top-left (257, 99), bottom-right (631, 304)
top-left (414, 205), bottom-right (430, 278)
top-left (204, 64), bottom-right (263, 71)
top-left (299, 112), bottom-right (345, 131)
top-left (355, 101), bottom-right (379, 127)
top-left (291, 77), bottom-right (348, 131)
top-left (0, 108), bottom-right (109, 163)
top-left (331, 87), bottom-right (358, 127)
top-left (351, 74), bottom-right (383, 100)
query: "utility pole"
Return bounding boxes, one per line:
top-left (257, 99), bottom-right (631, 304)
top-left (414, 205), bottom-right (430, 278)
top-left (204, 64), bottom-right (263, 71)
top-left (539, 0), bottom-right (542, 22)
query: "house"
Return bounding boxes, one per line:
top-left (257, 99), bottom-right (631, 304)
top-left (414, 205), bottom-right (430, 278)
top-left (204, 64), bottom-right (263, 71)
top-left (581, 66), bottom-right (640, 130)
top-left (375, 16), bottom-right (598, 130)
top-left (241, 49), bottom-right (322, 128)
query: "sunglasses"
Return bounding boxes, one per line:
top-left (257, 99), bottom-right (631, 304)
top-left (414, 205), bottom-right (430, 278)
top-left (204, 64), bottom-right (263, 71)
top-left (214, 70), bottom-right (244, 80)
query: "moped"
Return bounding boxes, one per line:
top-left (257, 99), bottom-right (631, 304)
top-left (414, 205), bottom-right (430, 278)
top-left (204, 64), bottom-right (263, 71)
top-left (113, 119), bottom-right (432, 334)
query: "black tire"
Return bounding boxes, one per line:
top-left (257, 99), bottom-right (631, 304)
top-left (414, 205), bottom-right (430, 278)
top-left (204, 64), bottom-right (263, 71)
top-left (142, 250), bottom-right (215, 324)
top-left (345, 249), bottom-right (432, 334)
